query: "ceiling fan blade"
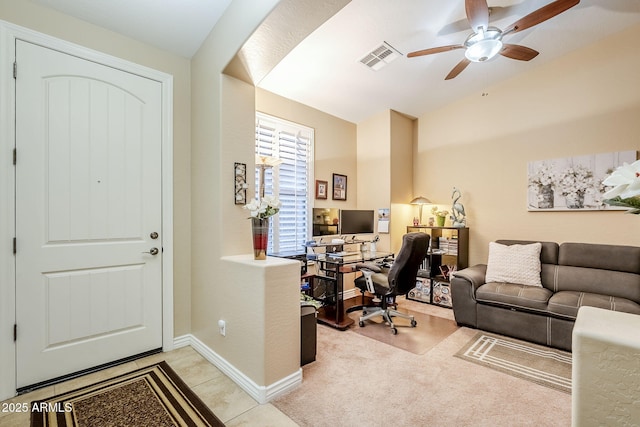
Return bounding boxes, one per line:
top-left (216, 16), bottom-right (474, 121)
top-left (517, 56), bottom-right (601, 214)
top-left (407, 45), bottom-right (464, 58)
top-left (438, 6), bottom-right (518, 36)
top-left (503, 0), bottom-right (580, 35)
top-left (466, 0), bottom-right (490, 31)
top-left (445, 58), bottom-right (471, 80)
top-left (500, 44), bottom-right (539, 61)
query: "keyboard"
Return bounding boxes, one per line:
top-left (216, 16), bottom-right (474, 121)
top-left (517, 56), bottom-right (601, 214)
top-left (329, 251), bottom-right (359, 257)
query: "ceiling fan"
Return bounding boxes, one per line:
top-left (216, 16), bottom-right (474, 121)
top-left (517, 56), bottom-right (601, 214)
top-left (407, 0), bottom-right (580, 80)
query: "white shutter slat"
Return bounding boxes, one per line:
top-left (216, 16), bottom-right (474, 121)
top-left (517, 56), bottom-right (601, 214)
top-left (255, 113), bottom-right (313, 253)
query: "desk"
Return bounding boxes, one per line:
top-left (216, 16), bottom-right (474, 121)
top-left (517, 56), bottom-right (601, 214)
top-left (310, 251), bottom-right (392, 330)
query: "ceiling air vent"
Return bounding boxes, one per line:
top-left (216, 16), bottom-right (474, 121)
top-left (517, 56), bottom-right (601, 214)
top-left (359, 42), bottom-right (401, 71)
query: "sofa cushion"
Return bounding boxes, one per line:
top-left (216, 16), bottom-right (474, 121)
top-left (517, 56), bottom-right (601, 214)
top-left (559, 243), bottom-right (640, 275)
top-left (554, 265), bottom-right (640, 303)
top-left (476, 282), bottom-right (553, 312)
top-left (486, 242), bottom-right (543, 287)
top-left (548, 291), bottom-right (640, 320)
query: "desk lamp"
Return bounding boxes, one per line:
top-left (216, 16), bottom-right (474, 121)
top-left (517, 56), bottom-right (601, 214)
top-left (255, 154), bottom-right (283, 198)
top-left (410, 196), bottom-right (432, 225)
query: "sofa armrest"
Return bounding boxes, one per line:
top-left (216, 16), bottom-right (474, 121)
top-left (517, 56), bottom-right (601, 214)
top-left (450, 264), bottom-right (487, 328)
top-left (452, 264), bottom-right (487, 290)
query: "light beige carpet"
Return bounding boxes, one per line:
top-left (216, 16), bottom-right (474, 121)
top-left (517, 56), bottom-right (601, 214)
top-left (273, 300), bottom-right (572, 427)
top-left (347, 306), bottom-right (459, 354)
top-left (456, 332), bottom-right (572, 393)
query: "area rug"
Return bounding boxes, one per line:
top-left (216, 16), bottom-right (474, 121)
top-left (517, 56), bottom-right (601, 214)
top-left (456, 332), bottom-right (572, 393)
top-left (347, 308), bottom-right (459, 354)
top-left (30, 361), bottom-right (224, 427)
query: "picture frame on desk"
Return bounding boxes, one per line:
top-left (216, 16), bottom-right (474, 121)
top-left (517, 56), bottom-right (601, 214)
top-left (315, 180), bottom-right (328, 199)
top-left (332, 173), bottom-right (347, 201)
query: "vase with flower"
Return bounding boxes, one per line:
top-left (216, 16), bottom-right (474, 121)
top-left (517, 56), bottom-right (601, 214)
top-left (556, 165), bottom-right (594, 209)
top-left (243, 195), bottom-right (281, 259)
top-left (528, 162), bottom-right (556, 209)
top-left (431, 206), bottom-right (449, 227)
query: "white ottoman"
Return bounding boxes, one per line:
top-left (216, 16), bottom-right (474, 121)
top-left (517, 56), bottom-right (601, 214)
top-left (572, 306), bottom-right (640, 426)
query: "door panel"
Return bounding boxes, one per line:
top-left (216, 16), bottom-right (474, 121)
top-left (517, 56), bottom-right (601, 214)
top-left (45, 265), bottom-right (144, 347)
top-left (15, 40), bottom-right (163, 387)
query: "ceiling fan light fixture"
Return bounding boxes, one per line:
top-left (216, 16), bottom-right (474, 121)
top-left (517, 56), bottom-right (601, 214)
top-left (464, 27), bottom-right (503, 62)
top-left (465, 39), bottom-right (503, 62)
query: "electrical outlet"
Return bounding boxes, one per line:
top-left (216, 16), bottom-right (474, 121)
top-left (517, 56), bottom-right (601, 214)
top-left (218, 319), bottom-right (226, 337)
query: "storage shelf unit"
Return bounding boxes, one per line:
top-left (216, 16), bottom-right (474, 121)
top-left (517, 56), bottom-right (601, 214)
top-left (406, 226), bottom-right (469, 308)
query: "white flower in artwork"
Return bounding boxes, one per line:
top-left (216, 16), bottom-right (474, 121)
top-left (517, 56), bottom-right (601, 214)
top-left (602, 160), bottom-right (640, 199)
top-left (556, 165), bottom-right (595, 197)
top-left (528, 162), bottom-right (556, 189)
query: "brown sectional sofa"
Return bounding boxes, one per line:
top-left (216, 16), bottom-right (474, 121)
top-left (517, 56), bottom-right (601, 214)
top-left (450, 240), bottom-right (640, 351)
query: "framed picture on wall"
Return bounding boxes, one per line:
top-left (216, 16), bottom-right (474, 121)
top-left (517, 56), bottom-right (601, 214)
top-left (332, 173), bottom-right (347, 201)
top-left (315, 180), bottom-right (328, 199)
top-left (234, 162), bottom-right (247, 205)
top-left (527, 150), bottom-right (636, 211)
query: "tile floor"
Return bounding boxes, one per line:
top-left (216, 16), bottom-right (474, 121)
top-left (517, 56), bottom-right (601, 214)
top-left (0, 346), bottom-right (298, 426)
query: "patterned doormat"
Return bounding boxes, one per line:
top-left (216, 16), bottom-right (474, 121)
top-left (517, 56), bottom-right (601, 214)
top-left (455, 332), bottom-right (572, 393)
top-left (31, 361), bottom-right (224, 426)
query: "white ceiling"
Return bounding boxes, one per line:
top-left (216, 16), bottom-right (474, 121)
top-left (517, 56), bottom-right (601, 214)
top-left (30, 0), bottom-right (640, 123)
top-left (29, 0), bottom-right (233, 58)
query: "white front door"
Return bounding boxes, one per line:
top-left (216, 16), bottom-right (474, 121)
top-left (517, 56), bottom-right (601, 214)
top-left (15, 40), bottom-right (163, 388)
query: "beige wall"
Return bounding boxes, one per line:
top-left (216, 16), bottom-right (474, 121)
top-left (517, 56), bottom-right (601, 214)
top-left (0, 0), bottom-right (193, 336)
top-left (415, 24), bottom-right (640, 266)
top-left (191, 0), bottom-right (303, 389)
top-left (356, 110), bottom-right (416, 254)
top-left (256, 87), bottom-right (358, 210)
top-left (357, 110), bottom-right (391, 250)
top-left (389, 111), bottom-right (416, 254)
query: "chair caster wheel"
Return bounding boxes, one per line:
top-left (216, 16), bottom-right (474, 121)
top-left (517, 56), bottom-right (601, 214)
top-left (359, 321), bottom-right (365, 327)
top-left (391, 327), bottom-right (398, 335)
top-left (411, 319), bottom-right (417, 327)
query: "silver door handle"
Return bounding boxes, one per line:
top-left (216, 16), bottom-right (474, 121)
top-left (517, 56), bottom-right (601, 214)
top-left (142, 247), bottom-right (159, 255)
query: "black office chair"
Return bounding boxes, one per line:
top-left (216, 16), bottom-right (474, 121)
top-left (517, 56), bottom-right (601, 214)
top-left (354, 232), bottom-right (430, 334)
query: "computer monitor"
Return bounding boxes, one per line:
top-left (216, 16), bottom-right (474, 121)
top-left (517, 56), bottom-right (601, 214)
top-left (340, 209), bottom-right (375, 235)
top-left (312, 208), bottom-right (340, 236)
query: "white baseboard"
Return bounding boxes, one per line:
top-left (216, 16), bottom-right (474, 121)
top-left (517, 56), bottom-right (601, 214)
top-left (173, 334), bottom-right (302, 404)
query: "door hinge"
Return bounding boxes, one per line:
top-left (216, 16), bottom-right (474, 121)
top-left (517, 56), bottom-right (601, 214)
top-left (13, 237), bottom-right (16, 254)
top-left (13, 148), bottom-right (16, 165)
top-left (13, 61), bottom-right (17, 79)
top-left (14, 324), bottom-right (17, 342)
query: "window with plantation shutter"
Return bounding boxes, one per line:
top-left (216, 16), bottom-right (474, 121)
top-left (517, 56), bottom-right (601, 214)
top-left (255, 112), bottom-right (313, 254)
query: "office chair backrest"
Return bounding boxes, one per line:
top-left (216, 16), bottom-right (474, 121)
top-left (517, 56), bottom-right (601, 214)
top-left (388, 233), bottom-right (430, 295)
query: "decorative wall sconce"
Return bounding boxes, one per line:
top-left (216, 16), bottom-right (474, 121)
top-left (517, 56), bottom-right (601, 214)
top-left (234, 162), bottom-right (248, 204)
top-left (255, 155), bottom-right (283, 198)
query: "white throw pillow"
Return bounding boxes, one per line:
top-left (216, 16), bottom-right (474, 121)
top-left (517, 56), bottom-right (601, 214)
top-left (485, 242), bottom-right (543, 287)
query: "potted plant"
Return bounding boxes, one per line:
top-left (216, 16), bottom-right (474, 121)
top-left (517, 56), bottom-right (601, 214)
top-left (431, 206), bottom-right (449, 227)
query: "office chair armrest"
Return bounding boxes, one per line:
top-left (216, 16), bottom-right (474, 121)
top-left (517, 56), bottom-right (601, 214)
top-left (355, 262), bottom-right (382, 273)
top-left (357, 268), bottom-right (377, 294)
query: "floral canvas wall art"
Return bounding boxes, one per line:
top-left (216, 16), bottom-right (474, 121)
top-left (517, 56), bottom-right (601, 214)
top-left (527, 151), bottom-right (637, 211)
